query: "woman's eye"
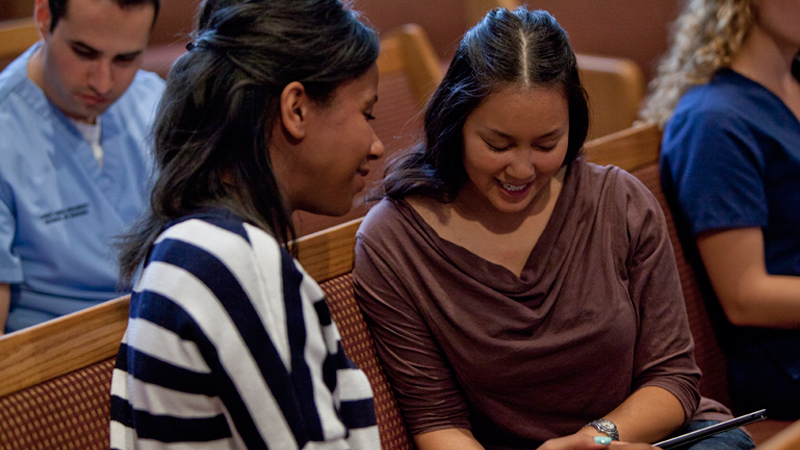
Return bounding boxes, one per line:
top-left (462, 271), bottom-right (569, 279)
top-left (486, 142), bottom-right (510, 152)
top-left (364, 112), bottom-right (376, 121)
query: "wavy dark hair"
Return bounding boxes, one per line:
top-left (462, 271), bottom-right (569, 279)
top-left (383, 7), bottom-right (588, 202)
top-left (48, 0), bottom-right (160, 31)
top-left (118, 0), bottom-right (379, 284)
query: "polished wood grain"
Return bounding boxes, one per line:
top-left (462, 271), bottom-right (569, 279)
top-left (295, 218), bottom-right (363, 283)
top-left (0, 295), bottom-right (129, 397)
top-left (0, 17), bottom-right (38, 61)
top-left (583, 121), bottom-right (661, 172)
top-left (577, 53), bottom-right (645, 140)
top-left (377, 23), bottom-right (444, 108)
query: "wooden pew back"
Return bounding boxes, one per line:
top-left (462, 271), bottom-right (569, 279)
top-left (0, 18), bottom-right (38, 70)
top-left (0, 217), bottom-right (412, 450)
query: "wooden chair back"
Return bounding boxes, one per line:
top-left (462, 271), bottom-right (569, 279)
top-left (577, 53), bottom-right (645, 140)
top-left (376, 24), bottom-right (444, 109)
top-left (292, 23), bottom-right (444, 238)
top-left (0, 297), bottom-right (128, 449)
top-left (583, 121), bottom-right (661, 172)
top-left (0, 18), bottom-right (39, 69)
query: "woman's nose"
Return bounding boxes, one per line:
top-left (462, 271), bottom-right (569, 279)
top-left (506, 148), bottom-right (537, 179)
top-left (368, 127), bottom-right (384, 160)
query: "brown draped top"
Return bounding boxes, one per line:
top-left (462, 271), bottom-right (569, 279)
top-left (354, 159), bottom-right (714, 449)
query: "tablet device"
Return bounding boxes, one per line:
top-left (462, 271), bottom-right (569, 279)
top-left (653, 409), bottom-right (767, 449)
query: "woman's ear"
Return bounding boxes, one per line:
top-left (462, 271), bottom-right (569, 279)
top-left (279, 81), bottom-right (309, 140)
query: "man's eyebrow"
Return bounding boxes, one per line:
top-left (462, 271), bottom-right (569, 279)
top-left (69, 41), bottom-right (101, 54)
top-left (115, 49), bottom-right (144, 59)
top-left (69, 40), bottom-right (144, 58)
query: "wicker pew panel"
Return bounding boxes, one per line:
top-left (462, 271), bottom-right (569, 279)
top-left (0, 358), bottom-right (116, 450)
top-left (321, 273), bottom-right (414, 450)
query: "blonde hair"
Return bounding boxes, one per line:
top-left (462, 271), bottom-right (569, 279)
top-left (640, 0), bottom-right (753, 127)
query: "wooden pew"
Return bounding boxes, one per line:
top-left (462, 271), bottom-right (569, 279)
top-left (0, 17), bottom-right (38, 70)
top-left (0, 217), bottom-right (411, 450)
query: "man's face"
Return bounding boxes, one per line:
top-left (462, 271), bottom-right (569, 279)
top-left (33, 0), bottom-right (155, 123)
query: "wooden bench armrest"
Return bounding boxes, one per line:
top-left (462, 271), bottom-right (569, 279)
top-left (0, 295), bottom-right (129, 397)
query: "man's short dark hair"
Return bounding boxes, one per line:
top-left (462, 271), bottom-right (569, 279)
top-left (48, 0), bottom-right (160, 32)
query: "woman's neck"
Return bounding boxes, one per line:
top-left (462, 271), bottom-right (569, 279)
top-left (405, 166), bottom-right (567, 277)
top-left (731, 24), bottom-right (800, 110)
top-left (451, 165), bottom-right (566, 234)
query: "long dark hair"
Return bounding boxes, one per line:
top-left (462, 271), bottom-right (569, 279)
top-left (118, 0), bottom-right (379, 284)
top-left (383, 7), bottom-right (588, 202)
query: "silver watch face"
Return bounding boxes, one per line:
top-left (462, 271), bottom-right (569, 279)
top-left (596, 419), bottom-right (616, 432)
top-left (590, 419), bottom-right (619, 440)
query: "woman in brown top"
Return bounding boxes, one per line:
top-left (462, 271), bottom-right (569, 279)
top-left (353, 7), bottom-right (753, 450)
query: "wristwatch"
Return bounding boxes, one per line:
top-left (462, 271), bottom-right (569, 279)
top-left (586, 419), bottom-right (620, 441)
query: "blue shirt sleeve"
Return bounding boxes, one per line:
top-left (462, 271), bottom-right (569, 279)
top-left (661, 100), bottom-right (768, 236)
top-left (0, 178), bottom-right (23, 283)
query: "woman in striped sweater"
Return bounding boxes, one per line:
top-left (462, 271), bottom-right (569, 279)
top-left (109, 0), bottom-right (385, 448)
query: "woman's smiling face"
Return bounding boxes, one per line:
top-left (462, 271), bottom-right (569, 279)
top-left (459, 84), bottom-right (570, 216)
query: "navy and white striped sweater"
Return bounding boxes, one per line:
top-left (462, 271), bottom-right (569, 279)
top-left (110, 209), bottom-right (379, 449)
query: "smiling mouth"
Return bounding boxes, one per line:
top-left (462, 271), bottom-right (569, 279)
top-left (500, 181), bottom-right (530, 192)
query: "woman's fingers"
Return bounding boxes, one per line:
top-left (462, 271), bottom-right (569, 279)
top-left (539, 434), bottom-right (659, 450)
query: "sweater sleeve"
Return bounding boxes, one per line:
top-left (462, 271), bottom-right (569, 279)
top-left (353, 202), bottom-right (472, 435)
top-left (617, 170), bottom-right (702, 424)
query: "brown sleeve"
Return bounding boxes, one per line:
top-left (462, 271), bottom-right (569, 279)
top-left (618, 169), bottom-right (701, 425)
top-left (352, 203), bottom-right (472, 435)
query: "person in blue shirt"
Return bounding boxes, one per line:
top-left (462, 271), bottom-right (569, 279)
top-left (0, 0), bottom-right (165, 334)
top-left (641, 0), bottom-right (800, 420)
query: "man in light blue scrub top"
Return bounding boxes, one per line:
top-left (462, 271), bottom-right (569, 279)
top-left (0, 0), bottom-right (165, 334)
